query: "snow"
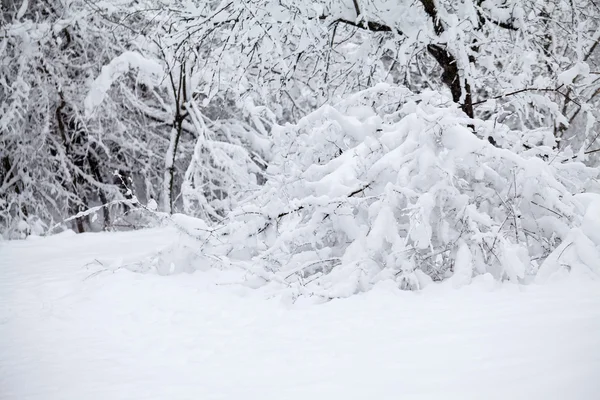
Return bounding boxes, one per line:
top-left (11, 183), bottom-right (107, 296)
top-left (1, 228), bottom-right (600, 400)
top-left (452, 241), bottom-right (473, 288)
top-left (557, 62), bottom-right (590, 86)
top-left (16, 0), bottom-right (29, 20)
top-left (84, 51), bottom-right (163, 117)
top-left (228, 88), bottom-right (598, 293)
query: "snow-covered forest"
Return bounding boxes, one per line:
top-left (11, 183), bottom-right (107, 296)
top-left (2, 0), bottom-right (600, 293)
top-left (2, 2), bottom-right (600, 398)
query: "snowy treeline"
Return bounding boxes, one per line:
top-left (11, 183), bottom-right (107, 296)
top-left (2, 0), bottom-right (600, 292)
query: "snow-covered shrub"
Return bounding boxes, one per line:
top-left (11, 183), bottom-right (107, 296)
top-left (209, 85), bottom-right (599, 297)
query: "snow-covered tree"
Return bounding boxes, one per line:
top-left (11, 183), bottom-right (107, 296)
top-left (1, 0), bottom-right (130, 236)
top-left (3, 0), bottom-right (600, 295)
top-left (142, 0), bottom-right (600, 294)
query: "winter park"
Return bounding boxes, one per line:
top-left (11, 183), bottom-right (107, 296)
top-left (2, 0), bottom-right (600, 399)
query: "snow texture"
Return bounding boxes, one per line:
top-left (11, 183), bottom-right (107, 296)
top-left (1, 228), bottom-right (600, 399)
top-left (84, 51), bottom-right (163, 117)
top-left (557, 62), bottom-right (590, 86)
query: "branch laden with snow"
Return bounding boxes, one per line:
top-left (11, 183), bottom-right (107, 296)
top-left (197, 86), bottom-right (600, 297)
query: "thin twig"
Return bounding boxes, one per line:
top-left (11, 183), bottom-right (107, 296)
top-left (530, 201), bottom-right (567, 219)
top-left (473, 87), bottom-right (581, 107)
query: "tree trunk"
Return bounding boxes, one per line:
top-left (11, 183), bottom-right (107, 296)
top-left (87, 150), bottom-right (110, 230)
top-left (427, 44), bottom-right (474, 119)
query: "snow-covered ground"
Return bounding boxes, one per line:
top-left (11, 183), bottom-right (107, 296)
top-left (1, 228), bottom-right (600, 400)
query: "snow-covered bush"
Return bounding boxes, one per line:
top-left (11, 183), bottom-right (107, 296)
top-left (189, 85), bottom-right (599, 297)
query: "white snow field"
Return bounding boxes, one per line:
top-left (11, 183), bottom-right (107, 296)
top-left (1, 228), bottom-right (600, 400)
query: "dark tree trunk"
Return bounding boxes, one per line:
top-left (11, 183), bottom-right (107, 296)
top-left (420, 0), bottom-right (474, 120)
top-left (426, 44), bottom-right (474, 119)
top-left (55, 93), bottom-right (88, 233)
top-left (87, 150), bottom-right (110, 230)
